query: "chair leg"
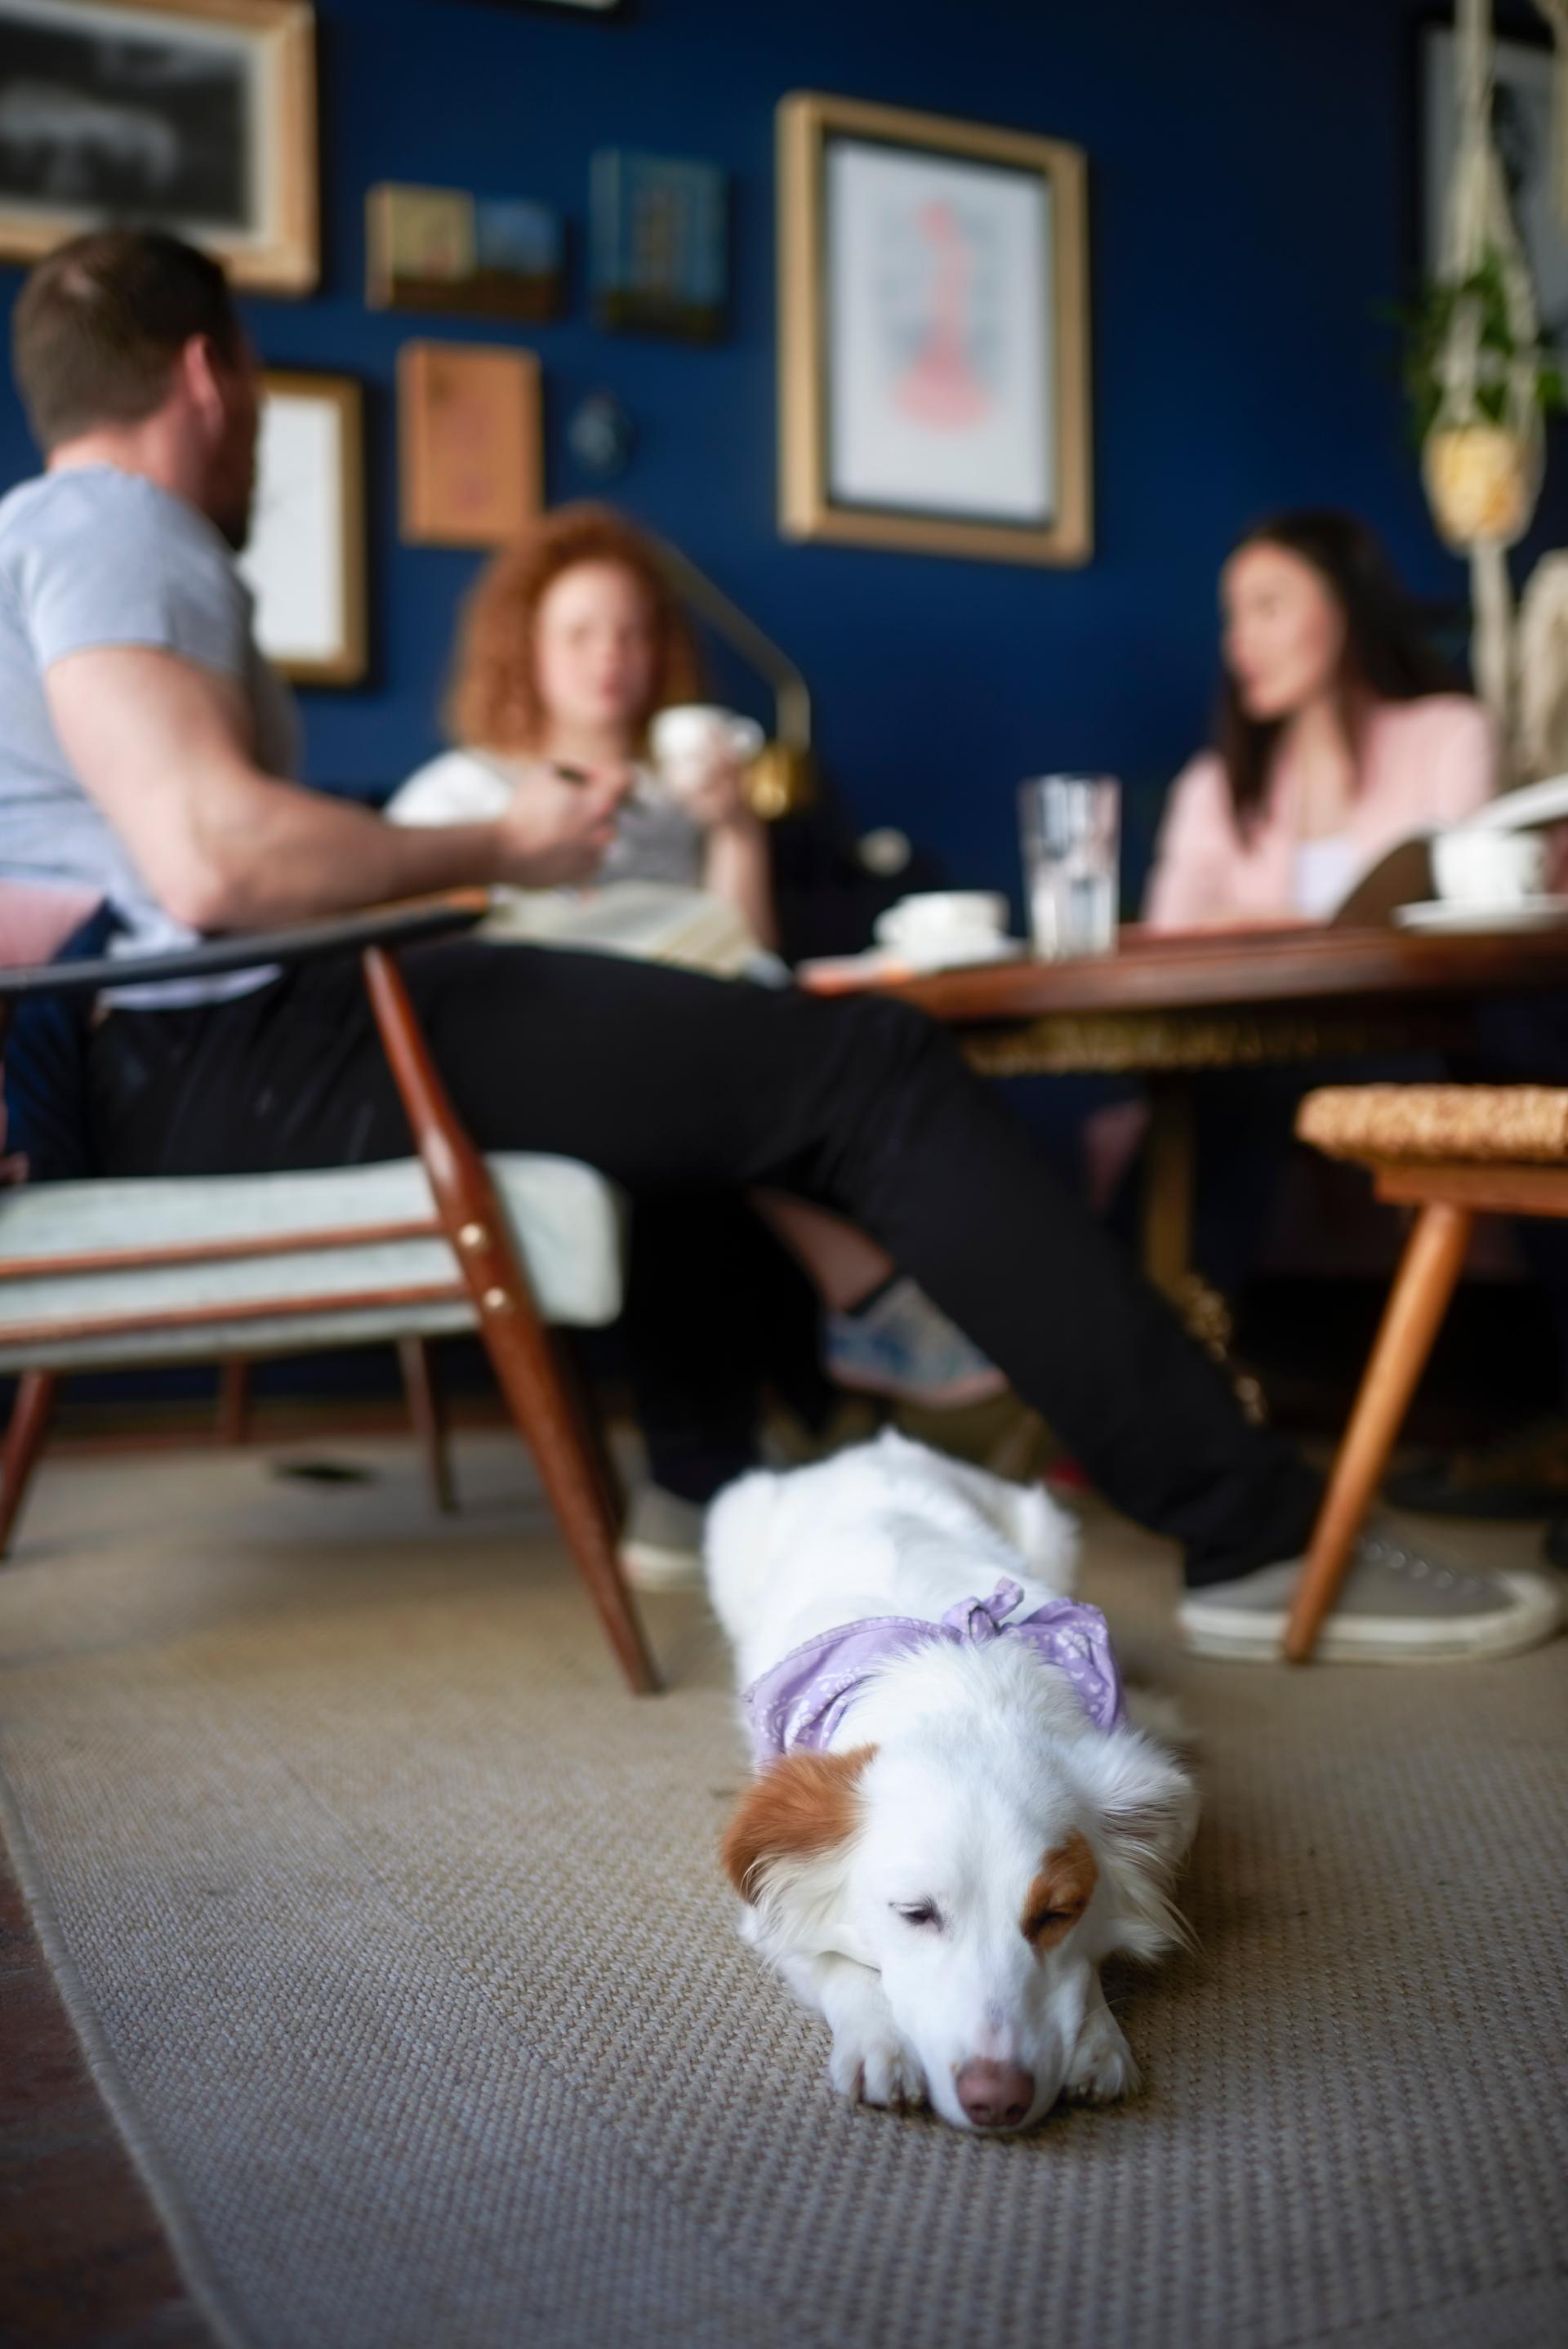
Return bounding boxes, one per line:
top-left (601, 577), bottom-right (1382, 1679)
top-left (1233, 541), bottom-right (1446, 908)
top-left (1283, 1201), bottom-right (1474, 1664)
top-left (399, 1337), bottom-right (457, 1515)
top-left (478, 1304), bottom-right (658, 1692)
top-left (362, 944), bottom-right (658, 1695)
top-left (216, 1360), bottom-right (251, 1446)
top-left (0, 1371), bottom-right (58, 1560)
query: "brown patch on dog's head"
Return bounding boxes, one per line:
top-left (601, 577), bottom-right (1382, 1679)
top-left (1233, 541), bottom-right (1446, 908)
top-left (1021, 1828), bottom-right (1098, 1950)
top-left (721, 1746), bottom-right (876, 1902)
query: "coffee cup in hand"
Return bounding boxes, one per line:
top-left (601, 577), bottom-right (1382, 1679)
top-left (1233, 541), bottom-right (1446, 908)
top-left (1432, 827), bottom-right (1548, 907)
top-left (649, 705), bottom-right (765, 805)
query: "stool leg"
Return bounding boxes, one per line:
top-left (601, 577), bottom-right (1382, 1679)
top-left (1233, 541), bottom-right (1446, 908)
top-left (399, 1337), bottom-right (456, 1514)
top-left (1283, 1201), bottom-right (1472, 1663)
top-left (216, 1361), bottom-right (251, 1446)
top-left (0, 1371), bottom-right (58, 1560)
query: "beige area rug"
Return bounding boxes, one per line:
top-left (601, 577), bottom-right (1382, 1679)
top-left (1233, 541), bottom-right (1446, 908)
top-left (2, 1435), bottom-right (1566, 2349)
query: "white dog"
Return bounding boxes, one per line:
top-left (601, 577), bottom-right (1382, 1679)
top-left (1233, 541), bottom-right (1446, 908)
top-left (706, 1431), bottom-right (1198, 2133)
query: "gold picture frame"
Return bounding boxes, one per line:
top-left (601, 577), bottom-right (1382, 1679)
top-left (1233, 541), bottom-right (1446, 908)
top-left (0, 0), bottom-right (318, 294)
top-left (777, 91), bottom-right (1091, 567)
top-left (238, 370), bottom-right (366, 687)
top-left (397, 340), bottom-right (541, 549)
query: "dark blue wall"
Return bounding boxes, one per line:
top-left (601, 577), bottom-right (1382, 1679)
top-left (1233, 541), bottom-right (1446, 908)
top-left (0, 0), bottom-right (1521, 902)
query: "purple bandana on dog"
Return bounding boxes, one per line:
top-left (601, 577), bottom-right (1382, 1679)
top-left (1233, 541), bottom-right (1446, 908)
top-left (743, 1578), bottom-right (1125, 1764)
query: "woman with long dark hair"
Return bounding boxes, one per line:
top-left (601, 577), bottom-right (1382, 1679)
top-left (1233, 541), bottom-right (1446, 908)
top-left (1147, 510), bottom-right (1496, 929)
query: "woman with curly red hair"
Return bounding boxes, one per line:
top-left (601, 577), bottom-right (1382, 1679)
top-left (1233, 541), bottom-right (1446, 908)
top-left (390, 504), bottom-right (1004, 1580)
top-left (389, 502), bottom-right (776, 948)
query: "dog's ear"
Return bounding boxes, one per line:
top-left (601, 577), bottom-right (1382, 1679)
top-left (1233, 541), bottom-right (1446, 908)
top-left (1076, 1733), bottom-right (1200, 1959)
top-left (721, 1746), bottom-right (875, 1905)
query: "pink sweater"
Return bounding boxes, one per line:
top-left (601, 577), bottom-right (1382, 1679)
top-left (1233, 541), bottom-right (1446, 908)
top-left (1143, 695), bottom-right (1498, 930)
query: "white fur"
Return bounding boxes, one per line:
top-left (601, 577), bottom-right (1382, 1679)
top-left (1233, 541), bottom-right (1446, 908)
top-left (706, 1431), bottom-right (1198, 2133)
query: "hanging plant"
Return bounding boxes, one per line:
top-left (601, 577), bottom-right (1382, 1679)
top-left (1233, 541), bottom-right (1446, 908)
top-left (1396, 254), bottom-right (1564, 547)
top-left (1397, 254), bottom-right (1564, 441)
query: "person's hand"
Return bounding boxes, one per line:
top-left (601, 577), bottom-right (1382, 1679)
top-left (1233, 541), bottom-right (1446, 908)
top-left (668, 744), bottom-right (754, 833)
top-left (491, 760), bottom-right (633, 888)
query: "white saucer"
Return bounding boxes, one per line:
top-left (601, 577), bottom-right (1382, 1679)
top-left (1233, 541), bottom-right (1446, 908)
top-left (1393, 895), bottom-right (1568, 934)
top-left (896, 934), bottom-right (1027, 973)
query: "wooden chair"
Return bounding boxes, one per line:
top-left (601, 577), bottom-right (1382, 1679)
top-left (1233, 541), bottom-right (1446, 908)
top-left (0, 891), bottom-right (657, 1694)
top-left (1283, 1082), bottom-right (1568, 1663)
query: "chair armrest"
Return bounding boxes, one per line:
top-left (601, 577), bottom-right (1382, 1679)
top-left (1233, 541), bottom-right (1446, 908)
top-left (0, 889), bottom-right (492, 1001)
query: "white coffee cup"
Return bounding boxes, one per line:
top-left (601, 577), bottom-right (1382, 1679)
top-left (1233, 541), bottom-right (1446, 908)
top-left (649, 704), bottom-right (765, 801)
top-left (873, 891), bottom-right (1010, 963)
top-left (1431, 827), bottom-right (1548, 907)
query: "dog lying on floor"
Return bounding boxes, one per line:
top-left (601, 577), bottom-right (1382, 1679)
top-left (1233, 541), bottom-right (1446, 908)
top-left (706, 1431), bottom-right (1198, 2133)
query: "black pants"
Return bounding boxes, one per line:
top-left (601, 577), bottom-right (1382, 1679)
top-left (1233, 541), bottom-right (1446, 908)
top-left (1463, 992), bottom-right (1568, 1401)
top-left (85, 943), bottom-right (1322, 1585)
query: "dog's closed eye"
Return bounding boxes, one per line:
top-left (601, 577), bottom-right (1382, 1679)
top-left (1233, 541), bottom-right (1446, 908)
top-left (892, 1900), bottom-right (944, 1931)
top-left (1022, 1830), bottom-right (1098, 1951)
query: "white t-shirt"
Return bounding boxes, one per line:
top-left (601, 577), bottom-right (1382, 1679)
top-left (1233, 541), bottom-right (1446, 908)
top-left (1292, 831), bottom-right (1361, 920)
top-left (388, 747), bottom-right (705, 889)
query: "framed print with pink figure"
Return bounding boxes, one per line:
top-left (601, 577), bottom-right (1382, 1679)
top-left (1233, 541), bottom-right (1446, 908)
top-left (778, 92), bottom-right (1090, 566)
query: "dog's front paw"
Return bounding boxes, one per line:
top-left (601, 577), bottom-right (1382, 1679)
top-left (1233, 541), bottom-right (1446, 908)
top-left (829, 2027), bottom-right (928, 2111)
top-left (1062, 2005), bottom-right (1141, 2106)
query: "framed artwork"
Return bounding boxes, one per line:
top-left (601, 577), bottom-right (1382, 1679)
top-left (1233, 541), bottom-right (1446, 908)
top-left (590, 147), bottom-right (727, 341)
top-left (777, 91), bottom-right (1091, 567)
top-left (398, 339), bottom-right (541, 548)
top-left (0, 0), bottom-right (318, 292)
top-left (238, 370), bottom-right (365, 687)
top-left (1419, 25), bottom-right (1568, 346)
top-left (367, 181), bottom-right (564, 322)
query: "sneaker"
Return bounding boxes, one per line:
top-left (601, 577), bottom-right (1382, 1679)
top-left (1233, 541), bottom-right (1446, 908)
top-left (1383, 1413), bottom-right (1568, 1519)
top-left (826, 1277), bottom-right (1007, 1409)
top-left (619, 1484), bottom-right (706, 1591)
top-left (1179, 1522), bottom-right (1562, 1664)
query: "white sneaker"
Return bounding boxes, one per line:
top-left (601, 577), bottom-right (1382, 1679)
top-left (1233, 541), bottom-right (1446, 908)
top-left (619, 1484), bottom-right (706, 1591)
top-left (1179, 1524), bottom-right (1562, 1664)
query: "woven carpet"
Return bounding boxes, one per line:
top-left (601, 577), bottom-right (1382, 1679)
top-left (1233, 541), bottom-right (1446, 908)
top-left (2, 1435), bottom-right (1566, 2349)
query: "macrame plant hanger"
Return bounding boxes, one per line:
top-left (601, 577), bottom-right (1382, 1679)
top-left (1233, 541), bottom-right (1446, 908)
top-left (1424, 0), bottom-right (1546, 760)
top-left (1533, 1), bottom-right (1568, 230)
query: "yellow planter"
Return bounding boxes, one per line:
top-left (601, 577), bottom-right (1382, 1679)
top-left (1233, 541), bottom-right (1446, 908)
top-left (1423, 422), bottom-right (1535, 546)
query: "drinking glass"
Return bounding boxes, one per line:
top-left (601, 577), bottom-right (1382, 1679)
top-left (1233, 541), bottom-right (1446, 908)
top-left (1018, 775), bottom-right (1120, 961)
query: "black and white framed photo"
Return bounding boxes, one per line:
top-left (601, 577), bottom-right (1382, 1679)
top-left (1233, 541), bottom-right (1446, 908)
top-left (238, 370), bottom-right (366, 686)
top-left (777, 91), bottom-right (1091, 566)
top-left (1420, 24), bottom-right (1568, 345)
top-left (0, 0), bottom-right (318, 292)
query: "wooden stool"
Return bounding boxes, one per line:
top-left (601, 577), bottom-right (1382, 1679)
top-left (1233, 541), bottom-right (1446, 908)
top-left (1285, 1084), bottom-right (1568, 1662)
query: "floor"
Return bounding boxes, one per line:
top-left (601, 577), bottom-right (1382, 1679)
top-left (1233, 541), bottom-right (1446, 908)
top-left (2, 1430), bottom-right (1565, 2349)
top-left (0, 1861), bottom-right (211, 2349)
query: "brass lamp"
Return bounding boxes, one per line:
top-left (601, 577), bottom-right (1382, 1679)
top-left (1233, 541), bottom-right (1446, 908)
top-left (650, 534), bottom-right (814, 818)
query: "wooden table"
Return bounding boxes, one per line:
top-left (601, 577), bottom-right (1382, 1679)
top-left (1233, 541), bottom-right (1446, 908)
top-left (876, 923), bottom-right (1568, 1292)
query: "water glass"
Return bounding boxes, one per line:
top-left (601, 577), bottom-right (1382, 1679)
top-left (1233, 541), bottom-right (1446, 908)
top-left (1018, 775), bottom-right (1120, 961)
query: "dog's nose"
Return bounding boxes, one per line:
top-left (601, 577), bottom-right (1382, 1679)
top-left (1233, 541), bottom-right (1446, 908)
top-left (955, 2058), bottom-right (1036, 2130)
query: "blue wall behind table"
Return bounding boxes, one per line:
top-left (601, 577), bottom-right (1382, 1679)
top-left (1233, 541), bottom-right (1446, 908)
top-left (0, 0), bottom-right (1532, 910)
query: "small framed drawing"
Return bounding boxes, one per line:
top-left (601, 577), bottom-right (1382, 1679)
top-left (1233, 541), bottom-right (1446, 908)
top-left (238, 371), bottom-right (366, 686)
top-left (398, 340), bottom-right (541, 548)
top-left (590, 148), bottom-right (727, 341)
top-left (0, 0), bottom-right (318, 293)
top-left (777, 91), bottom-right (1091, 566)
top-left (367, 182), bottom-right (564, 321)
top-left (1419, 25), bottom-right (1568, 346)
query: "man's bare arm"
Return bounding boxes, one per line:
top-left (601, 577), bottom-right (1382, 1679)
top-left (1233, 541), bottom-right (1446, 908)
top-left (45, 645), bottom-right (626, 931)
